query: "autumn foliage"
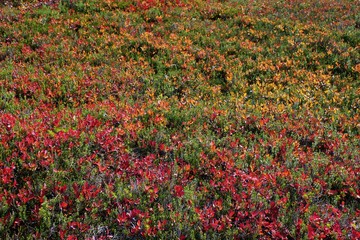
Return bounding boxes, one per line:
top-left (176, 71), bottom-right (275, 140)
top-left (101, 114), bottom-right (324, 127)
top-left (0, 0), bottom-right (359, 239)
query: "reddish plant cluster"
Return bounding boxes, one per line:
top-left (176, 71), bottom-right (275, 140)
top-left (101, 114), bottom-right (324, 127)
top-left (0, 0), bottom-right (359, 239)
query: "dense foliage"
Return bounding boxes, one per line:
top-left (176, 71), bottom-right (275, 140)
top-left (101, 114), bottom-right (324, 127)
top-left (0, 0), bottom-right (359, 239)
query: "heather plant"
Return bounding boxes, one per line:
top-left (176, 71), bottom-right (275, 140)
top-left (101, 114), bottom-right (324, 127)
top-left (0, 0), bottom-right (359, 239)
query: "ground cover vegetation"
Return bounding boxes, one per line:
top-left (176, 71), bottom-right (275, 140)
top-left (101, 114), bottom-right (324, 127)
top-left (0, 0), bottom-right (359, 239)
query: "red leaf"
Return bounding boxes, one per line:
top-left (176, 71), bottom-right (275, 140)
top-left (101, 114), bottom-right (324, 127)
top-left (117, 212), bottom-right (128, 224)
top-left (308, 225), bottom-right (315, 240)
top-left (60, 201), bottom-right (68, 210)
top-left (174, 185), bottom-right (184, 197)
top-left (66, 235), bottom-right (77, 240)
top-left (352, 229), bottom-right (360, 239)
